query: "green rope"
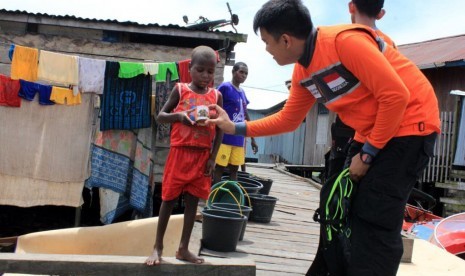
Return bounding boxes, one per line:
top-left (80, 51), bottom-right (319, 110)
top-left (324, 168), bottom-right (353, 242)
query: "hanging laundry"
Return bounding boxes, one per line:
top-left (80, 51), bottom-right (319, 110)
top-left (10, 45), bottom-right (39, 82)
top-left (8, 44), bottom-right (15, 61)
top-left (100, 61), bottom-right (152, 131)
top-left (118, 61), bottom-right (145, 78)
top-left (50, 86), bottom-right (82, 105)
top-left (85, 127), bottom-right (153, 224)
top-left (18, 79), bottom-right (55, 105)
top-left (142, 62), bottom-right (159, 76)
top-left (155, 70), bottom-right (177, 146)
top-left (0, 74), bottom-right (21, 107)
top-left (0, 94), bottom-right (95, 184)
top-left (38, 50), bottom-right (79, 87)
top-left (78, 57), bottom-right (106, 94)
top-left (177, 59), bottom-right (191, 83)
top-left (155, 62), bottom-right (179, 82)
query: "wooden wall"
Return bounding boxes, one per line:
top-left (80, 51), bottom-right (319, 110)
top-left (423, 67), bottom-right (465, 112)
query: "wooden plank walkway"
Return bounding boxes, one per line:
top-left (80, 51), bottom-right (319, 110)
top-left (2, 163), bottom-right (464, 275)
top-left (192, 164), bottom-right (465, 276)
top-left (193, 164), bottom-right (322, 276)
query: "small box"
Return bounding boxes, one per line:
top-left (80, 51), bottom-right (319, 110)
top-left (195, 105), bottom-right (209, 125)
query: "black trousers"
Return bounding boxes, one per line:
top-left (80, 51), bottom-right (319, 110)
top-left (347, 134), bottom-right (436, 276)
top-left (307, 133), bottom-right (436, 276)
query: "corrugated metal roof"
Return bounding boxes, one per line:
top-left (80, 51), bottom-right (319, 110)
top-left (0, 8), bottom-right (243, 37)
top-left (0, 9), bottom-right (174, 27)
top-left (398, 34), bottom-right (465, 69)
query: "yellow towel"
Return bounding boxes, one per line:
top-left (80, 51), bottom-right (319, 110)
top-left (38, 50), bottom-right (79, 85)
top-left (50, 86), bottom-right (82, 105)
top-left (10, 45), bottom-right (39, 81)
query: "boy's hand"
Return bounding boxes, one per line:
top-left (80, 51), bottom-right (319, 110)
top-left (251, 138), bottom-right (258, 154)
top-left (179, 108), bottom-right (195, 126)
top-left (205, 104), bottom-right (236, 134)
top-left (204, 158), bottom-right (216, 176)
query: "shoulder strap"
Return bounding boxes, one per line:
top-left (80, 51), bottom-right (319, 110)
top-left (339, 26), bottom-right (386, 53)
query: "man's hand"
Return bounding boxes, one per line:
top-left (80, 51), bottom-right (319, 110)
top-left (251, 138), bottom-right (258, 154)
top-left (348, 153), bottom-right (370, 182)
top-left (205, 104), bottom-right (236, 134)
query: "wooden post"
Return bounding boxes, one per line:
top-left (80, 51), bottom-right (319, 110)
top-left (401, 237), bottom-right (414, 263)
top-left (0, 253), bottom-right (256, 276)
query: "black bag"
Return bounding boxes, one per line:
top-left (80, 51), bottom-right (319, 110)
top-left (307, 169), bottom-right (355, 276)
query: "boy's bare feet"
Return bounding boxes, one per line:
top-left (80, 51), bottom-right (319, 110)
top-left (145, 248), bottom-right (163, 266)
top-left (176, 248), bottom-right (204, 264)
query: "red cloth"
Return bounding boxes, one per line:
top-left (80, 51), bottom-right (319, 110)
top-left (0, 74), bottom-right (21, 107)
top-left (177, 59), bottom-right (191, 83)
top-left (162, 146), bottom-right (211, 201)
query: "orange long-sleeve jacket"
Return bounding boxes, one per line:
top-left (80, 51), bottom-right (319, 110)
top-left (244, 24), bottom-right (440, 151)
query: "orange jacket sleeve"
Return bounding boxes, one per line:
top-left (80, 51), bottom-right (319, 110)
top-left (245, 65), bottom-right (316, 137)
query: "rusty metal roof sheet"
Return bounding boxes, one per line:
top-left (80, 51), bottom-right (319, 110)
top-left (398, 34), bottom-right (465, 69)
top-left (0, 8), bottom-right (244, 38)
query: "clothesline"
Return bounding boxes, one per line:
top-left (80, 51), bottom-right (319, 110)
top-left (0, 40), bottom-right (177, 63)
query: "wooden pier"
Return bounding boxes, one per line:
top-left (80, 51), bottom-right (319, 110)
top-left (2, 164), bottom-right (465, 275)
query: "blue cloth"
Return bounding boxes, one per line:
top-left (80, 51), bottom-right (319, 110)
top-left (130, 168), bottom-right (150, 212)
top-left (101, 194), bottom-right (131, 225)
top-left (101, 61), bottom-right (152, 131)
top-left (217, 82), bottom-right (249, 146)
top-left (18, 79), bottom-right (55, 105)
top-left (85, 129), bottom-right (153, 224)
top-left (86, 145), bottom-right (131, 193)
top-left (8, 44), bottom-right (15, 61)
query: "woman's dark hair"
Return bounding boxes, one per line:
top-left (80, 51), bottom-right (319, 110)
top-left (353, 0), bottom-right (384, 18)
top-left (233, 62), bottom-right (248, 72)
top-left (253, 0), bottom-right (312, 41)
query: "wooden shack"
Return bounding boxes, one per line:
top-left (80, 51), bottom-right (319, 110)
top-left (0, 9), bottom-right (247, 220)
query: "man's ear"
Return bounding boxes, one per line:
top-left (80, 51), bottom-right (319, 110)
top-left (282, 34), bottom-right (291, 48)
top-left (376, 9), bottom-right (386, 20)
top-left (348, 1), bottom-right (355, 14)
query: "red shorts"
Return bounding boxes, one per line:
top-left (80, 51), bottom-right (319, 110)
top-left (162, 146), bottom-right (211, 201)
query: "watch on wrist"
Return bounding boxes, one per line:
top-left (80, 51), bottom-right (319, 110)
top-left (360, 150), bottom-right (374, 165)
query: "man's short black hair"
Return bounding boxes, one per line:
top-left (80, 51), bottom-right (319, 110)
top-left (233, 62), bottom-right (247, 72)
top-left (253, 0), bottom-right (313, 41)
top-left (353, 0), bottom-right (384, 18)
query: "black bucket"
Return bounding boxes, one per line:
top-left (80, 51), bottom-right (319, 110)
top-left (237, 171), bottom-right (252, 178)
top-left (248, 194), bottom-right (278, 223)
top-left (222, 170), bottom-right (251, 178)
top-left (221, 176), bottom-right (263, 194)
top-left (211, 202), bottom-right (252, 241)
top-left (251, 177), bottom-right (273, 195)
top-left (201, 208), bottom-right (246, 252)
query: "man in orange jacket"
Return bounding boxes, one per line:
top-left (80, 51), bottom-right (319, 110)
top-left (207, 0), bottom-right (440, 275)
top-left (326, 0), bottom-right (397, 182)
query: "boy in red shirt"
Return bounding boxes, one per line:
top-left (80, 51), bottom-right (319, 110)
top-left (146, 46), bottom-right (223, 266)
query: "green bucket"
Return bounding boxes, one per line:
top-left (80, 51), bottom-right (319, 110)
top-left (207, 180), bottom-right (251, 209)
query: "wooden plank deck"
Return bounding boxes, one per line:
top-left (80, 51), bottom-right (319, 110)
top-left (2, 164), bottom-right (464, 275)
top-left (192, 164), bottom-right (465, 276)
top-left (0, 253), bottom-right (255, 276)
top-left (194, 164), bottom-right (322, 276)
